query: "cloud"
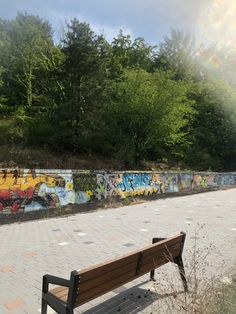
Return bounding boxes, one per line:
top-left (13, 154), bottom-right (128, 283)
top-left (0, 0), bottom-right (213, 45)
top-left (40, 8), bottom-right (134, 43)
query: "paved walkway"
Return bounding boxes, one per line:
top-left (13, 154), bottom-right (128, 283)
top-left (0, 188), bottom-right (236, 313)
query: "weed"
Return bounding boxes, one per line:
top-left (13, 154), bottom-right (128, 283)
top-left (150, 226), bottom-right (235, 313)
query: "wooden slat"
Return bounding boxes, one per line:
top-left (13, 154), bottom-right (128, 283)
top-left (78, 242), bottom-right (181, 294)
top-left (79, 234), bottom-right (184, 282)
top-left (50, 243), bottom-right (181, 304)
top-left (48, 233), bottom-right (185, 307)
top-left (51, 287), bottom-right (68, 302)
top-left (76, 247), bottom-right (181, 306)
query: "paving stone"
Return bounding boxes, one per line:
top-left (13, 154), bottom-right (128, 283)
top-left (4, 298), bottom-right (26, 311)
top-left (23, 252), bottom-right (38, 259)
top-left (123, 243), bottom-right (135, 247)
top-left (0, 265), bottom-right (15, 273)
top-left (0, 188), bottom-right (236, 313)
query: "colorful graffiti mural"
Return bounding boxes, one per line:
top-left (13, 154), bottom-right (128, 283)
top-left (0, 169), bottom-right (65, 213)
top-left (0, 169), bottom-right (236, 215)
top-left (116, 173), bottom-right (164, 198)
top-left (73, 172), bottom-right (97, 203)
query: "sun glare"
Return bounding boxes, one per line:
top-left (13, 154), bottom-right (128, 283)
top-left (197, 0), bottom-right (236, 48)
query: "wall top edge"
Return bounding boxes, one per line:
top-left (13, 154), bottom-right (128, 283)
top-left (0, 168), bottom-right (236, 175)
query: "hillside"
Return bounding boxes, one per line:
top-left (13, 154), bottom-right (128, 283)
top-left (0, 146), bottom-right (184, 171)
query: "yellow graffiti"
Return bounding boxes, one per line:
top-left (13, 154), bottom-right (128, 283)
top-left (200, 176), bottom-right (207, 188)
top-left (116, 174), bottom-right (123, 184)
top-left (86, 190), bottom-right (93, 197)
top-left (0, 170), bottom-right (63, 191)
top-left (192, 175), bottom-right (207, 189)
top-left (178, 180), bottom-right (185, 190)
top-left (66, 182), bottom-right (73, 190)
top-left (192, 175), bottom-right (201, 186)
top-left (115, 187), bottom-right (159, 198)
top-left (152, 174), bottom-right (165, 193)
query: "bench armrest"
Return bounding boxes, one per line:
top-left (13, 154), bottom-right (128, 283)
top-left (42, 274), bottom-right (70, 293)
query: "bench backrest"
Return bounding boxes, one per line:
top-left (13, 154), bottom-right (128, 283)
top-left (73, 233), bottom-right (185, 306)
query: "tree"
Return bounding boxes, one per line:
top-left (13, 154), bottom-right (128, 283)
top-left (0, 13), bottom-right (65, 146)
top-left (0, 13), bottom-right (57, 111)
top-left (155, 29), bottom-right (201, 81)
top-left (111, 31), bottom-right (157, 71)
top-left (186, 79), bottom-right (236, 170)
top-left (57, 19), bottom-right (111, 151)
top-left (97, 69), bottom-right (195, 164)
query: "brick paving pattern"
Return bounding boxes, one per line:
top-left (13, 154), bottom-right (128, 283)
top-left (0, 188), bottom-right (236, 313)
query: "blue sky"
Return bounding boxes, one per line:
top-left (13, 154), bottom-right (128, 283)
top-left (1, 0), bottom-right (210, 45)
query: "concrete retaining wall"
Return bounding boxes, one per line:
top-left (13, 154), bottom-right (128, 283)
top-left (0, 169), bottom-right (236, 216)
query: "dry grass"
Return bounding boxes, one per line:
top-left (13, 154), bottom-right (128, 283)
top-left (0, 145), bottom-right (120, 169)
top-left (0, 145), bottom-right (184, 170)
top-left (150, 226), bottom-right (236, 314)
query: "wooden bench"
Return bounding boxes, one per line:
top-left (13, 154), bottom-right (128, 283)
top-left (41, 232), bottom-right (188, 314)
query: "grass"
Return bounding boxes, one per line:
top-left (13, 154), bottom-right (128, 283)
top-left (207, 278), bottom-right (236, 314)
top-left (150, 226), bottom-right (236, 313)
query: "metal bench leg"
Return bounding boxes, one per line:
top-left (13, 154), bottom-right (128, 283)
top-left (42, 275), bottom-right (49, 314)
top-left (174, 255), bottom-right (188, 292)
top-left (150, 238), bottom-right (157, 281)
top-left (150, 237), bottom-right (166, 281)
top-left (150, 268), bottom-right (156, 281)
top-left (41, 299), bottom-right (47, 314)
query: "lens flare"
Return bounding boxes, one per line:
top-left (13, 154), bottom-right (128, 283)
top-left (197, 0), bottom-right (236, 48)
top-left (196, 0), bottom-right (236, 69)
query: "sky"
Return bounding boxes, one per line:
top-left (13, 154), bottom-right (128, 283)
top-left (0, 0), bottom-right (236, 48)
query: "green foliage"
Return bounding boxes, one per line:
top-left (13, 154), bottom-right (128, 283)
top-left (97, 69), bottom-right (195, 163)
top-left (156, 30), bottom-right (201, 81)
top-left (111, 31), bottom-right (157, 71)
top-left (55, 19), bottom-right (111, 151)
top-left (0, 12), bottom-right (236, 170)
top-left (0, 118), bottom-right (24, 145)
top-left (186, 79), bottom-right (236, 170)
top-left (0, 12), bottom-right (65, 123)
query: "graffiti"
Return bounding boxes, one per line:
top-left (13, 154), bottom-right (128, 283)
top-left (165, 174), bottom-right (179, 193)
top-left (177, 174), bottom-right (192, 192)
top-left (73, 173), bottom-right (97, 194)
top-left (73, 173), bottom-right (97, 203)
top-left (0, 169), bottom-right (65, 213)
top-left (116, 173), bottom-right (163, 198)
top-left (95, 173), bottom-right (118, 200)
top-left (0, 169), bottom-right (236, 215)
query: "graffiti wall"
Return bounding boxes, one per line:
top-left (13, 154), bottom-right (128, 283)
top-left (0, 169), bottom-right (236, 215)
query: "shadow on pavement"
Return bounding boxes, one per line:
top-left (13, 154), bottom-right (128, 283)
top-left (82, 281), bottom-right (185, 314)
